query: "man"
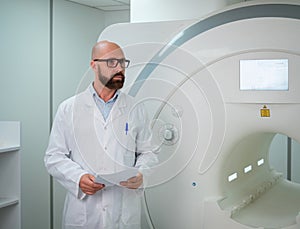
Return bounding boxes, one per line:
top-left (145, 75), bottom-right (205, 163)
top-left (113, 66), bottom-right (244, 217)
top-left (44, 40), bottom-right (158, 229)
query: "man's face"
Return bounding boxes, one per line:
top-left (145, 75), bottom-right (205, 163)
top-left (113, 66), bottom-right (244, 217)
top-left (94, 46), bottom-right (126, 90)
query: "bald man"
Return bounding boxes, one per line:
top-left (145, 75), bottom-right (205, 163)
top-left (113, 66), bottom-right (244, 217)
top-left (45, 41), bottom-right (158, 229)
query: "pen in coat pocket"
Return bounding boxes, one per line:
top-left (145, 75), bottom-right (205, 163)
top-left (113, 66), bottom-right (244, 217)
top-left (125, 122), bottom-right (128, 135)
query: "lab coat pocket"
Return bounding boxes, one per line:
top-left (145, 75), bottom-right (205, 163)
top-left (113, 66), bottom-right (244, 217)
top-left (121, 189), bottom-right (142, 225)
top-left (64, 194), bottom-right (87, 226)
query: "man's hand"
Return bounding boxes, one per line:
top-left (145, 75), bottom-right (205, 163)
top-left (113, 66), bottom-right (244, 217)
top-left (79, 174), bottom-right (105, 195)
top-left (120, 172), bottom-right (143, 189)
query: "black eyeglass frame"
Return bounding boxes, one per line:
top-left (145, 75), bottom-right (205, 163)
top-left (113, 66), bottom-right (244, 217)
top-left (93, 58), bottom-right (130, 68)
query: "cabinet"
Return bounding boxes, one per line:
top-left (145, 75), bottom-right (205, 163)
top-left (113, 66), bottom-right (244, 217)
top-left (0, 121), bottom-right (20, 229)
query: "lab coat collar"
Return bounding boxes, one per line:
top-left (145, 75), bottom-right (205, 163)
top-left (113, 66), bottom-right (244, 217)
top-left (79, 85), bottom-right (128, 122)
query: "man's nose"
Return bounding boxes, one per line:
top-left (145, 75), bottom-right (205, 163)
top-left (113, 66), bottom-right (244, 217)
top-left (115, 62), bottom-right (125, 71)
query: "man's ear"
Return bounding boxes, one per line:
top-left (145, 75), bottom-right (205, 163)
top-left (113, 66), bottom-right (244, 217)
top-left (90, 61), bottom-right (97, 71)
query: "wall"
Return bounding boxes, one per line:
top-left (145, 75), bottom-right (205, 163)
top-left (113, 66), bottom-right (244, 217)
top-left (105, 10), bottom-right (130, 28)
top-left (0, 0), bottom-right (129, 229)
top-left (0, 0), bottom-right (51, 228)
top-left (131, 0), bottom-right (243, 22)
top-left (292, 140), bottom-right (300, 183)
top-left (269, 135), bottom-right (300, 183)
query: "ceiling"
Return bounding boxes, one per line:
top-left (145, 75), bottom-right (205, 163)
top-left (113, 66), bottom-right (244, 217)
top-left (66, 0), bottom-right (130, 11)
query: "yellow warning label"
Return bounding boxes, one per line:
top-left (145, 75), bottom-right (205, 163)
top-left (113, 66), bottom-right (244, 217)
top-left (260, 105), bottom-right (270, 117)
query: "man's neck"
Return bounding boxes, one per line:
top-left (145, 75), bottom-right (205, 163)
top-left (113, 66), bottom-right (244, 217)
top-left (93, 82), bottom-right (116, 102)
top-left (100, 89), bottom-right (117, 102)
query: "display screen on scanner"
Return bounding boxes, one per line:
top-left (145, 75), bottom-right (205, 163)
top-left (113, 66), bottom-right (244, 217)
top-left (240, 59), bottom-right (288, 91)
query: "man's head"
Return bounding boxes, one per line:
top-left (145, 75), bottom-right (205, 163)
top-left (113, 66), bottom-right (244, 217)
top-left (91, 41), bottom-right (129, 90)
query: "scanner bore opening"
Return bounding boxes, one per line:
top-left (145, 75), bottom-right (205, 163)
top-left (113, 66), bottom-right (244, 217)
top-left (219, 132), bottom-right (300, 228)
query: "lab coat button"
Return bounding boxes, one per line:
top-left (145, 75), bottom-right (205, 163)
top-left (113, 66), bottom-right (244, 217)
top-left (104, 146), bottom-right (107, 150)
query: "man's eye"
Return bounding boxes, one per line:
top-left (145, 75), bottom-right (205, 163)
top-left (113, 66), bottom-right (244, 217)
top-left (108, 59), bottom-right (117, 65)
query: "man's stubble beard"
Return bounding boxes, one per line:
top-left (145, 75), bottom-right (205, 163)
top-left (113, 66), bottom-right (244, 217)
top-left (97, 68), bottom-right (125, 90)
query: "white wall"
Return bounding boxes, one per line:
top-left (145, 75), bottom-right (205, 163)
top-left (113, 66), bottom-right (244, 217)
top-left (105, 10), bottom-right (130, 28)
top-left (269, 134), bottom-right (288, 178)
top-left (131, 0), bottom-right (243, 22)
top-left (0, 0), bottom-right (51, 228)
top-left (0, 1), bottom-right (129, 229)
top-left (269, 135), bottom-right (300, 183)
top-left (292, 140), bottom-right (300, 183)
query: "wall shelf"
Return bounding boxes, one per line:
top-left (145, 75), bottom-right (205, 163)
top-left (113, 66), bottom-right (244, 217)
top-left (0, 121), bottom-right (21, 229)
top-left (0, 146), bottom-right (20, 154)
top-left (0, 197), bottom-right (19, 209)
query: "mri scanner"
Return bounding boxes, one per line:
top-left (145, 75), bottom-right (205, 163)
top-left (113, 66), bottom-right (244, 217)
top-left (97, 1), bottom-right (300, 228)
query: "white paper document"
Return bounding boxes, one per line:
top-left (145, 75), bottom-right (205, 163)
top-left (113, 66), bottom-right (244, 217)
top-left (95, 168), bottom-right (138, 187)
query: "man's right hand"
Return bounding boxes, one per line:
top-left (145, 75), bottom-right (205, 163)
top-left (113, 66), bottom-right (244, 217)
top-left (79, 174), bottom-right (105, 195)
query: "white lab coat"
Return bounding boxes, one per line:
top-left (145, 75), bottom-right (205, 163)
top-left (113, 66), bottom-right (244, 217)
top-left (44, 86), bottom-right (158, 229)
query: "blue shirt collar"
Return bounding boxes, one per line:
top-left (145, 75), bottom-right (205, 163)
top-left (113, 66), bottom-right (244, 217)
top-left (89, 83), bottom-right (119, 104)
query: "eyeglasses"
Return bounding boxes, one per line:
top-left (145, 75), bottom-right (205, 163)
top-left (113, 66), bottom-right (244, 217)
top-left (93, 58), bottom-right (130, 68)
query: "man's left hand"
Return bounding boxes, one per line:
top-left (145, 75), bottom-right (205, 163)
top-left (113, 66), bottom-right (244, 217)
top-left (120, 172), bottom-right (143, 189)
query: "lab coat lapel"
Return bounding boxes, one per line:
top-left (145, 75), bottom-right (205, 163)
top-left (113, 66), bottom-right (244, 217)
top-left (108, 92), bottom-right (130, 159)
top-left (110, 92), bottom-right (128, 122)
